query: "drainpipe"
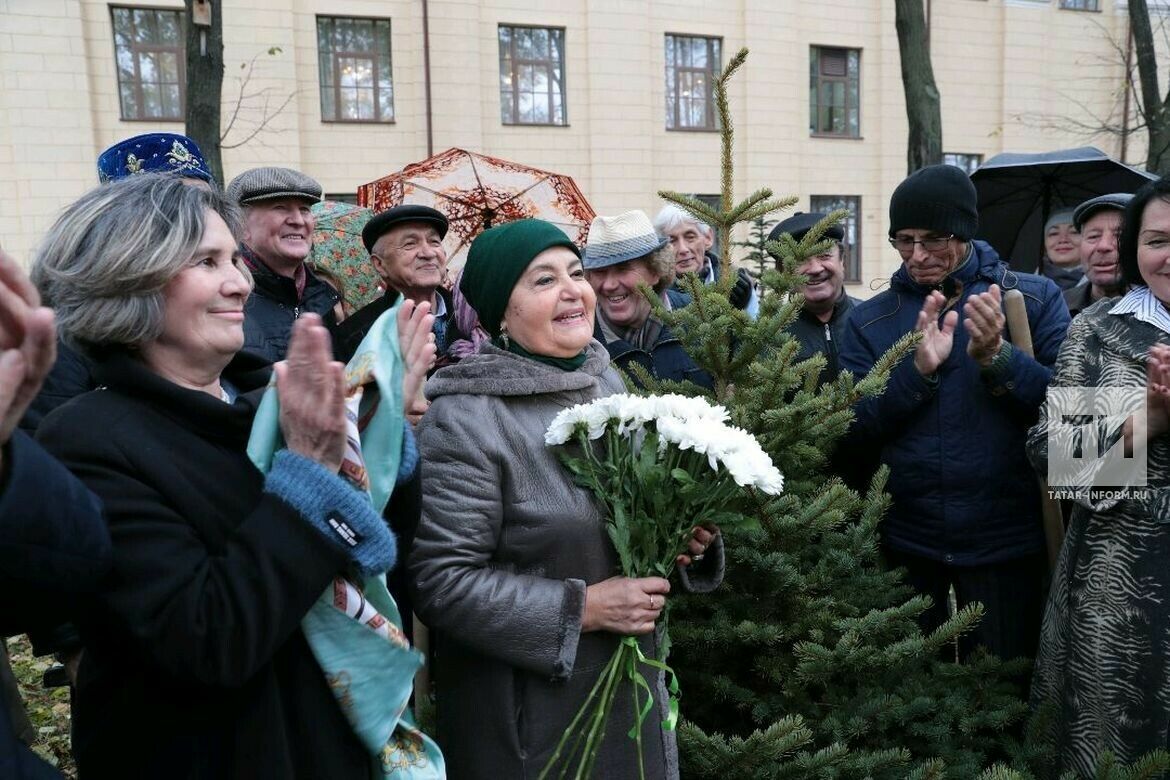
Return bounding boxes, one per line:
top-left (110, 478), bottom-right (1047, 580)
top-left (1121, 12), bottom-right (1133, 163)
top-left (422, 0), bottom-right (434, 157)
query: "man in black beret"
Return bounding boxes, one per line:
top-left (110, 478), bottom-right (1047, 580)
top-left (768, 212), bottom-right (858, 386)
top-left (332, 205), bottom-right (461, 373)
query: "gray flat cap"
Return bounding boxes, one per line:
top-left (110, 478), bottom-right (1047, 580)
top-left (226, 167), bottom-right (322, 206)
top-left (1073, 193), bottom-right (1133, 231)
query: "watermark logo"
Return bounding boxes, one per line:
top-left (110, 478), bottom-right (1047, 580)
top-left (1046, 387), bottom-right (1147, 499)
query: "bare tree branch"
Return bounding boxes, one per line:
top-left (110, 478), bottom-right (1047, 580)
top-left (218, 48), bottom-right (298, 151)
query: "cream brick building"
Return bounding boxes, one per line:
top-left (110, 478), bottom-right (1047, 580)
top-left (0, 0), bottom-right (1156, 291)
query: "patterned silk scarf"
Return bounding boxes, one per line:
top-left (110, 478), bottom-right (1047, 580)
top-left (247, 304), bottom-right (445, 779)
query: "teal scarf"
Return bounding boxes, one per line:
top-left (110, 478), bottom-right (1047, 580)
top-left (247, 305), bottom-right (445, 779)
top-left (497, 337), bottom-right (588, 371)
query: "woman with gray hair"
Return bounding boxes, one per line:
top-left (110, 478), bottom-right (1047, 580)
top-left (31, 174), bottom-right (428, 778)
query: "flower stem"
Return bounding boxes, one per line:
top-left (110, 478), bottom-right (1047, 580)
top-left (576, 645), bottom-right (627, 780)
top-left (539, 648), bottom-right (620, 780)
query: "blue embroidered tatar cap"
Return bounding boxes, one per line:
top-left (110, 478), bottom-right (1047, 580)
top-left (97, 133), bottom-right (215, 185)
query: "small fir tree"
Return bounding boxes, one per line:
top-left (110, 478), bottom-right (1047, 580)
top-left (631, 48), bottom-right (1170, 780)
top-left (732, 214), bottom-right (778, 298)
top-left (636, 48), bottom-right (1037, 778)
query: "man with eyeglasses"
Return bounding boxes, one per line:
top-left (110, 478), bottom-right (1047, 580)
top-left (838, 164), bottom-right (1069, 662)
top-left (1063, 193), bottom-right (1132, 318)
top-left (767, 211), bottom-right (858, 386)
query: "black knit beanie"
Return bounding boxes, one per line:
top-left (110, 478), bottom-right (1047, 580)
top-left (888, 164), bottom-right (979, 241)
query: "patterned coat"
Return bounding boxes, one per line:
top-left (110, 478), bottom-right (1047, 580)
top-left (1026, 298), bottom-right (1170, 776)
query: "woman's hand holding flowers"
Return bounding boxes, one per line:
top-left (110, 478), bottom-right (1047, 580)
top-left (582, 576), bottom-right (670, 636)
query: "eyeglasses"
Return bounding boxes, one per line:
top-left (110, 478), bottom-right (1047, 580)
top-left (888, 235), bottom-right (955, 253)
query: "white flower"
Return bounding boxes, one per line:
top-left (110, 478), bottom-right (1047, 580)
top-left (545, 392), bottom-right (784, 495)
top-left (582, 403), bottom-right (613, 439)
top-left (545, 402), bottom-right (591, 445)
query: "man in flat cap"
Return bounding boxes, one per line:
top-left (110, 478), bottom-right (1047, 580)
top-left (768, 211), bottom-right (858, 386)
top-left (1064, 193), bottom-right (1132, 319)
top-left (332, 205), bottom-right (460, 367)
top-left (225, 167), bottom-right (341, 363)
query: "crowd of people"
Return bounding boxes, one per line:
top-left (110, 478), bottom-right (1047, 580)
top-left (2, 130), bottom-right (1168, 779)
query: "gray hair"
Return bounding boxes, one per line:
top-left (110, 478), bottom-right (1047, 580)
top-left (652, 204), bottom-right (713, 238)
top-left (31, 174), bottom-right (244, 352)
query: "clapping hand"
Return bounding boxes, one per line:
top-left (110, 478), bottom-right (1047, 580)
top-left (396, 300), bottom-right (436, 426)
top-left (913, 290), bottom-right (957, 376)
top-left (0, 247), bottom-right (56, 459)
top-left (276, 314), bottom-right (348, 473)
top-left (963, 284), bottom-right (1006, 367)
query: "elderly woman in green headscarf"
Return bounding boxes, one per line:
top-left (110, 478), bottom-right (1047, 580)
top-left (408, 219), bottom-right (724, 780)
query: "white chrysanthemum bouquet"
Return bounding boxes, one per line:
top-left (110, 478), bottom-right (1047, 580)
top-left (539, 393), bottom-right (783, 780)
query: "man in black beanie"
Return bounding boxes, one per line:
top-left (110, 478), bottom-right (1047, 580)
top-left (838, 164), bottom-right (1069, 662)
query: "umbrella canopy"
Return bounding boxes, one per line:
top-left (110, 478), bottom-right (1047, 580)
top-left (310, 200), bottom-right (383, 313)
top-left (357, 148), bottom-right (595, 269)
top-left (971, 146), bottom-right (1155, 272)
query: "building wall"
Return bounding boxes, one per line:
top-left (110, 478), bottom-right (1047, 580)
top-left (0, 0), bottom-right (1155, 290)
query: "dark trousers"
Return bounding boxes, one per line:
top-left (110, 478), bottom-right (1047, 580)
top-left (883, 547), bottom-right (1046, 662)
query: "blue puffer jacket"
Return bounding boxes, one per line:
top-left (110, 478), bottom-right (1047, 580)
top-left (838, 240), bottom-right (1069, 565)
top-left (594, 289), bottom-right (714, 390)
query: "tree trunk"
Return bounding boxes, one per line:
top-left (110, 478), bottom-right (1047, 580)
top-left (894, 0), bottom-right (943, 174)
top-left (184, 0), bottom-right (224, 186)
top-left (1129, 0), bottom-right (1170, 175)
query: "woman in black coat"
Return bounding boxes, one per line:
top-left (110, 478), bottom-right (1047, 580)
top-left (32, 176), bottom-right (428, 778)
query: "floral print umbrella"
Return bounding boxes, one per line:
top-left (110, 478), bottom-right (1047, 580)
top-left (311, 200), bottom-right (384, 313)
top-left (357, 148), bottom-right (595, 269)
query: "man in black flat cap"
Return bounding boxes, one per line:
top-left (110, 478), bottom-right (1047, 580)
top-left (1063, 193), bottom-right (1132, 319)
top-left (332, 205), bottom-right (461, 367)
top-left (768, 211), bottom-right (859, 387)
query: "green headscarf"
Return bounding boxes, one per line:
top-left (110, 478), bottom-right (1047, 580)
top-left (460, 219), bottom-right (587, 370)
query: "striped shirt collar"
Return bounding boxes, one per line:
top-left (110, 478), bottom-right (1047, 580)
top-left (1109, 286), bottom-right (1170, 334)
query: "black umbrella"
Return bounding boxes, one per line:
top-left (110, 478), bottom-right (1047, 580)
top-left (970, 146), bottom-right (1156, 272)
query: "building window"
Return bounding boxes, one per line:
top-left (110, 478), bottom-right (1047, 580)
top-left (498, 26), bottom-right (566, 126)
top-left (111, 6), bottom-right (185, 121)
top-left (317, 17), bottom-right (394, 123)
top-left (809, 47), bottom-right (861, 138)
top-left (943, 152), bottom-right (983, 175)
top-left (1059, 0), bottom-right (1099, 10)
top-left (810, 195), bottom-right (862, 283)
top-left (665, 34), bottom-right (721, 131)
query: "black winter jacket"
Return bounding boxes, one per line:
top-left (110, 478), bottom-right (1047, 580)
top-left (786, 293), bottom-right (858, 387)
top-left (0, 432), bottom-right (110, 780)
top-left (838, 241), bottom-right (1070, 565)
top-left (37, 351), bottom-right (373, 779)
top-left (242, 252), bottom-right (339, 363)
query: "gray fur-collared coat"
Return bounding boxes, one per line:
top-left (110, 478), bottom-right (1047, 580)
top-left (409, 341), bottom-right (724, 780)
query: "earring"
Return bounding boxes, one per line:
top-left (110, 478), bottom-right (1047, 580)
top-left (500, 322), bottom-right (510, 349)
